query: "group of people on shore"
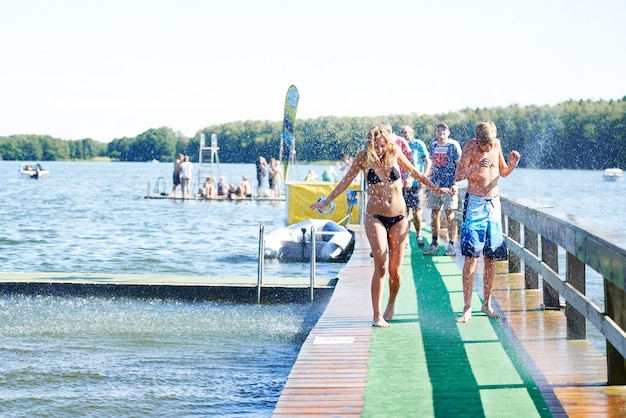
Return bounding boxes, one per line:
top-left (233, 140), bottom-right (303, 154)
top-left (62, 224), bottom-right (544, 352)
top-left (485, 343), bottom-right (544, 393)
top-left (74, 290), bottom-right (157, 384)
top-left (311, 121), bottom-right (520, 327)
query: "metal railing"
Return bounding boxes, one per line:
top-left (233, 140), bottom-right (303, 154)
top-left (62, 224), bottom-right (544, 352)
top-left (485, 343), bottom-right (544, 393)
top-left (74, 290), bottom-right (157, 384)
top-left (257, 223), bottom-right (318, 303)
top-left (257, 224), bottom-right (265, 303)
top-left (255, 186), bottom-right (365, 303)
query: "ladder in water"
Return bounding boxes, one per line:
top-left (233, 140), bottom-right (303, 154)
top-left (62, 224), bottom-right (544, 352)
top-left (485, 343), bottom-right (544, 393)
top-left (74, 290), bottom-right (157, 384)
top-left (196, 133), bottom-right (221, 193)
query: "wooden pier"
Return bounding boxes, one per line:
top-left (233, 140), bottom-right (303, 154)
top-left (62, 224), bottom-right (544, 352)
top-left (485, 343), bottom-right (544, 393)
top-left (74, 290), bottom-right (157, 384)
top-left (2, 192), bottom-right (625, 416)
top-left (273, 223), bottom-right (626, 417)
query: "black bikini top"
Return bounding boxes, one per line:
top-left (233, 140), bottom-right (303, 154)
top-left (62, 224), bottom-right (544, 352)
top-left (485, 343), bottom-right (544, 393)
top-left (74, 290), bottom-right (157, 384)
top-left (367, 166), bottom-right (401, 185)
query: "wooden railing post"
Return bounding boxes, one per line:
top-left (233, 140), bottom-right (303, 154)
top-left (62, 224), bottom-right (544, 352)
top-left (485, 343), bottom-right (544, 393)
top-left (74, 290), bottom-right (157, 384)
top-left (524, 226), bottom-right (538, 289)
top-left (566, 252), bottom-right (586, 339)
top-left (542, 237), bottom-right (560, 309)
top-left (507, 217), bottom-right (521, 273)
top-left (605, 278), bottom-right (626, 384)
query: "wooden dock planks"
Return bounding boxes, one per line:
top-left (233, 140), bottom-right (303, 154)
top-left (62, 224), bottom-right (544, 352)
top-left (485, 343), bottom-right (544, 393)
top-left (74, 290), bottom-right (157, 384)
top-left (273, 229), bottom-right (373, 416)
top-left (492, 269), bottom-right (626, 417)
top-left (274, 227), bottom-right (626, 416)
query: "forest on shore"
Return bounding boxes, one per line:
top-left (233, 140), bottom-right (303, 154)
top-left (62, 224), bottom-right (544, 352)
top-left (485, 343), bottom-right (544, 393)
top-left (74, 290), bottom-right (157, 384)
top-left (1, 97), bottom-right (624, 169)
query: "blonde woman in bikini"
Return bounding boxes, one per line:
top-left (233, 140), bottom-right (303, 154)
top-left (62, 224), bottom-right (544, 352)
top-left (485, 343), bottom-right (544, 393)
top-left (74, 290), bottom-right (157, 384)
top-left (311, 124), bottom-right (452, 327)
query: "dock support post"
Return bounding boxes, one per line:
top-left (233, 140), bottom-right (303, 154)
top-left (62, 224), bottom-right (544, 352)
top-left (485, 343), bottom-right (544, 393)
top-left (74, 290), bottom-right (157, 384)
top-left (542, 237), bottom-right (561, 309)
top-left (310, 225), bottom-right (316, 302)
top-left (605, 278), bottom-right (626, 384)
top-left (524, 226), bottom-right (538, 289)
top-left (508, 217), bottom-right (521, 273)
top-left (257, 224), bottom-right (265, 303)
top-left (566, 252), bottom-right (586, 339)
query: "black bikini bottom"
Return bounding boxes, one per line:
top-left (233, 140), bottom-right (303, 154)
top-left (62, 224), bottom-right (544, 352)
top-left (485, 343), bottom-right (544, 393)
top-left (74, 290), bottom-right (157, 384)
top-left (372, 214), bottom-right (405, 231)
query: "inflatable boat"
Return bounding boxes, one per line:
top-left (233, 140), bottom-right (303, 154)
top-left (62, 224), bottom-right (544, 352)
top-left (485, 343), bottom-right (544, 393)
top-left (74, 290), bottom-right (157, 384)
top-left (264, 219), bottom-right (355, 263)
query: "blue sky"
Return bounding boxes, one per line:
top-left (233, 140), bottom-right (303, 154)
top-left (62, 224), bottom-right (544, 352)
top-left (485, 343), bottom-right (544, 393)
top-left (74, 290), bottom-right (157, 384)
top-left (1, 0), bottom-right (625, 142)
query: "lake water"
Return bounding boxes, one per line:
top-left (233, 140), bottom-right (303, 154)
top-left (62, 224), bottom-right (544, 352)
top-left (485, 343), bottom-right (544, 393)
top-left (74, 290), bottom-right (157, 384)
top-left (497, 168), bottom-right (626, 309)
top-left (498, 168), bottom-right (626, 236)
top-left (2, 161), bottom-right (343, 279)
top-left (0, 296), bottom-right (326, 417)
top-left (0, 161), bottom-right (624, 416)
top-left (0, 160), bottom-right (338, 418)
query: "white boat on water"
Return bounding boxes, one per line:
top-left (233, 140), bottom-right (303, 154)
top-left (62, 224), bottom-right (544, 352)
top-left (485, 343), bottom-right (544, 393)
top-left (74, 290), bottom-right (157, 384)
top-left (264, 219), bottom-right (355, 263)
top-left (19, 163), bottom-right (49, 179)
top-left (603, 168), bottom-right (623, 182)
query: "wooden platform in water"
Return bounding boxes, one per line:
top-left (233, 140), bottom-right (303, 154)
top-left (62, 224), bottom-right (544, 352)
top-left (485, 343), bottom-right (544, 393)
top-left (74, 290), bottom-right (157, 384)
top-left (273, 226), bottom-right (626, 417)
top-left (0, 272), bottom-right (335, 303)
top-left (145, 193), bottom-right (285, 201)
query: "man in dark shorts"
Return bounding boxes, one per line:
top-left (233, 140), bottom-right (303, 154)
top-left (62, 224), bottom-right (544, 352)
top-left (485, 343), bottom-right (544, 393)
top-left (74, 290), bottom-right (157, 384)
top-left (256, 156), bottom-right (267, 197)
top-left (401, 126), bottom-right (431, 249)
top-left (423, 123), bottom-right (462, 256)
top-left (170, 154), bottom-right (183, 197)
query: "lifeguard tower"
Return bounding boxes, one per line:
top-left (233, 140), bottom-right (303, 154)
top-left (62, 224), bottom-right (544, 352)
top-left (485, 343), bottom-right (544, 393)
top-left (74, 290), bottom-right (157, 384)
top-left (196, 133), bottom-right (221, 193)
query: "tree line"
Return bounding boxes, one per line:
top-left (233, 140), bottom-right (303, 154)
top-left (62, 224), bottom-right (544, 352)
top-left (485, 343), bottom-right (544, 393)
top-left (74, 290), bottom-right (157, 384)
top-left (1, 97), bottom-right (625, 169)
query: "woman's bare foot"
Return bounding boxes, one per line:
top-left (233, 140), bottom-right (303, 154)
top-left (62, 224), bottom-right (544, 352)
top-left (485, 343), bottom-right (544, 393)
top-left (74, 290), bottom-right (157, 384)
top-left (372, 316), bottom-right (391, 328)
top-left (457, 305), bottom-right (472, 323)
top-left (383, 304), bottom-right (395, 321)
top-left (481, 304), bottom-right (500, 319)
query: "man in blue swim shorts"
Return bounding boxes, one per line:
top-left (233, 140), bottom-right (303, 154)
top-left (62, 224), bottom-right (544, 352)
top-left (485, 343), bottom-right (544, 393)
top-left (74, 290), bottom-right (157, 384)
top-left (460, 194), bottom-right (507, 260)
top-left (454, 121), bottom-right (521, 323)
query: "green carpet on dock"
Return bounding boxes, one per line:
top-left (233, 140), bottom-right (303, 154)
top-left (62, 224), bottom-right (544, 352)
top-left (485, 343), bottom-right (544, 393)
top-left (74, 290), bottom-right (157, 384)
top-left (362, 231), bottom-right (552, 417)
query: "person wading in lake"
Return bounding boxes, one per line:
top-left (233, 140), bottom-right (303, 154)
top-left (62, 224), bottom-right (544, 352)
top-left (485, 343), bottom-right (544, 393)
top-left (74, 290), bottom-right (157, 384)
top-left (310, 124), bottom-right (452, 328)
top-left (454, 121), bottom-right (520, 323)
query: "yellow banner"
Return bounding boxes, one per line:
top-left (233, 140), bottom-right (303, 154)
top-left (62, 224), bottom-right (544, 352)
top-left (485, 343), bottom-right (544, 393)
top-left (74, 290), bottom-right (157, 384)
top-left (286, 182), bottom-right (361, 225)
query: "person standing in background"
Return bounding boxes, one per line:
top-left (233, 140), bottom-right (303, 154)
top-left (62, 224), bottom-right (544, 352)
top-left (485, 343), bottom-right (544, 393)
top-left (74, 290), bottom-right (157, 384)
top-left (180, 155), bottom-right (193, 198)
top-left (256, 156), bottom-right (267, 197)
top-left (270, 158), bottom-right (284, 197)
top-left (423, 123), bottom-right (462, 256)
top-left (337, 154), bottom-right (353, 179)
top-left (380, 121), bottom-right (412, 186)
top-left (454, 121), bottom-right (520, 322)
top-left (268, 157), bottom-right (277, 196)
top-left (401, 126), bottom-right (432, 249)
top-left (170, 154), bottom-right (183, 197)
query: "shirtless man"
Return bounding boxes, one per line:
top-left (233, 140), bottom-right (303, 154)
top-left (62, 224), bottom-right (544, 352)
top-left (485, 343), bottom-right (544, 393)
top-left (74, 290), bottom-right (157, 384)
top-left (454, 121), bottom-right (521, 323)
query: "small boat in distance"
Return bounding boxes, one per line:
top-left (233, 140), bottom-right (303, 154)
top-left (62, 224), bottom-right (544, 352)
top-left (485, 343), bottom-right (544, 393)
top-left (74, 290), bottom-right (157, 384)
top-left (19, 163), bottom-right (50, 179)
top-left (603, 168), bottom-right (623, 182)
